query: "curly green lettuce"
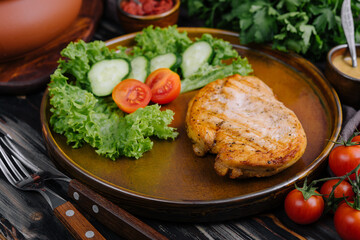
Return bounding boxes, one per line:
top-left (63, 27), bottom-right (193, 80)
top-left (133, 25), bottom-right (192, 59)
top-left (180, 57), bottom-right (253, 93)
top-left (48, 25), bottom-right (252, 160)
top-left (49, 70), bottom-right (177, 160)
top-left (122, 26), bottom-right (253, 92)
top-left (58, 40), bottom-right (120, 91)
top-left (196, 33), bottom-right (239, 66)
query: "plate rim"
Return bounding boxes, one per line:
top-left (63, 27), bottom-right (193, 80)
top-left (40, 27), bottom-right (343, 218)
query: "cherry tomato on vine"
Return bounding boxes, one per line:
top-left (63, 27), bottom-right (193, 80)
top-left (351, 135), bottom-right (360, 143)
top-left (284, 189), bottom-right (324, 224)
top-left (334, 202), bottom-right (360, 240)
top-left (328, 144), bottom-right (360, 180)
top-left (112, 79), bottom-right (152, 113)
top-left (320, 179), bottom-right (354, 201)
top-left (145, 68), bottom-right (181, 104)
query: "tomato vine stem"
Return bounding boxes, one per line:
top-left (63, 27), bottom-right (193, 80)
top-left (297, 163), bottom-right (360, 211)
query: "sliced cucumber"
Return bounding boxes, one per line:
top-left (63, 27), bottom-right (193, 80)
top-left (128, 56), bottom-right (149, 82)
top-left (88, 59), bottom-right (130, 96)
top-left (150, 53), bottom-right (180, 72)
top-left (181, 41), bottom-right (213, 78)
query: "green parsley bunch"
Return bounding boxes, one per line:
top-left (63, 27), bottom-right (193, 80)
top-left (184, 0), bottom-right (360, 60)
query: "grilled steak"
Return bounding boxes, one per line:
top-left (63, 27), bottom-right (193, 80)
top-left (185, 74), bottom-right (307, 178)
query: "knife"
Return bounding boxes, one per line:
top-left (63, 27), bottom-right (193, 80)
top-left (0, 114), bottom-right (167, 240)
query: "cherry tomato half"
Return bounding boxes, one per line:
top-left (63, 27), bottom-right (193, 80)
top-left (334, 202), bottom-right (360, 240)
top-left (320, 179), bottom-right (354, 201)
top-left (284, 189), bottom-right (324, 224)
top-left (145, 68), bottom-right (181, 104)
top-left (328, 144), bottom-right (360, 180)
top-left (112, 79), bottom-right (152, 113)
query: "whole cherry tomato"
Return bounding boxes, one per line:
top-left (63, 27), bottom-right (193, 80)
top-left (351, 135), bottom-right (360, 143)
top-left (284, 189), bottom-right (324, 224)
top-left (320, 179), bottom-right (354, 200)
top-left (145, 68), bottom-right (181, 104)
top-left (328, 144), bottom-right (360, 180)
top-left (112, 79), bottom-right (152, 113)
top-left (334, 202), bottom-right (360, 240)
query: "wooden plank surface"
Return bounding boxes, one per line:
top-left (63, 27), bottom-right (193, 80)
top-left (0, 2), bottom-right (343, 239)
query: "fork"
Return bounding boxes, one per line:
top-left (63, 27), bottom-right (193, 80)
top-left (0, 133), bottom-right (105, 240)
top-left (0, 114), bottom-right (169, 240)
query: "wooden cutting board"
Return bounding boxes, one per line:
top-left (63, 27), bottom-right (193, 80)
top-left (0, 0), bottom-right (103, 95)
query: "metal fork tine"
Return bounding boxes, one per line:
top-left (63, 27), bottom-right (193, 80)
top-left (10, 153), bottom-right (31, 178)
top-left (0, 137), bottom-right (31, 184)
top-left (0, 145), bottom-right (18, 185)
top-left (0, 113), bottom-right (47, 154)
top-left (0, 132), bottom-right (70, 211)
top-left (0, 132), bottom-right (69, 208)
top-left (2, 136), bottom-right (40, 173)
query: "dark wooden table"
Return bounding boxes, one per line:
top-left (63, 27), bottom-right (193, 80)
top-left (0, 3), bottom-right (342, 240)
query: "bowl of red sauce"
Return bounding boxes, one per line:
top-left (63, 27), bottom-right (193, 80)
top-left (117, 0), bottom-right (180, 32)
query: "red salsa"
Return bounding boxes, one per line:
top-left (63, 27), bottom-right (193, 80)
top-left (120, 0), bottom-right (173, 16)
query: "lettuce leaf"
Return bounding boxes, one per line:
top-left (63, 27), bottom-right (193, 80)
top-left (196, 33), bottom-right (239, 65)
top-left (130, 26), bottom-right (253, 93)
top-left (58, 40), bottom-right (125, 91)
top-left (180, 57), bottom-right (253, 93)
top-left (48, 25), bottom-right (252, 160)
top-left (133, 25), bottom-right (192, 59)
top-left (49, 70), bottom-right (177, 160)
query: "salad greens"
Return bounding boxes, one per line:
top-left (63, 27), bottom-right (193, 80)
top-left (133, 25), bottom-right (192, 59)
top-left (48, 25), bottom-right (252, 160)
top-left (183, 0), bottom-right (360, 60)
top-left (49, 69), bottom-right (177, 160)
top-left (58, 40), bottom-right (117, 92)
top-left (115, 26), bottom-right (252, 91)
top-left (180, 58), bottom-right (251, 93)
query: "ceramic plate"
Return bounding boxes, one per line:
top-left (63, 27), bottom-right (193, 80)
top-left (40, 28), bottom-right (342, 222)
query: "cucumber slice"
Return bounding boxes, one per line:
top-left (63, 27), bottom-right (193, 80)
top-left (128, 56), bottom-right (149, 82)
top-left (88, 59), bottom-right (130, 96)
top-left (150, 53), bottom-right (180, 72)
top-left (181, 41), bottom-right (213, 78)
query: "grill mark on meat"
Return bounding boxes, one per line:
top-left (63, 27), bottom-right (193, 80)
top-left (186, 74), bottom-right (307, 178)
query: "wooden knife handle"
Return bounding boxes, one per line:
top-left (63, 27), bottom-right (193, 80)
top-left (68, 179), bottom-right (168, 240)
top-left (53, 201), bottom-right (105, 240)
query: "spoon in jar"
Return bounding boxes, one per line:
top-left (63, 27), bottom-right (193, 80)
top-left (341, 0), bottom-right (357, 67)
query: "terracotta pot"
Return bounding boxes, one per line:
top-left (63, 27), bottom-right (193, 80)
top-left (0, 0), bottom-right (82, 62)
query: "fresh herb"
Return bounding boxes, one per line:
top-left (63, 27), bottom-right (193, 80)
top-left (183, 0), bottom-right (360, 60)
